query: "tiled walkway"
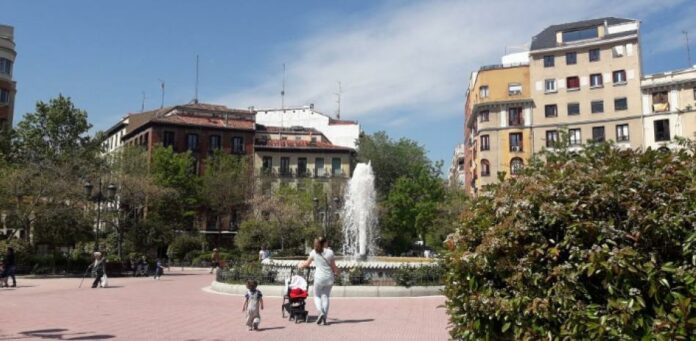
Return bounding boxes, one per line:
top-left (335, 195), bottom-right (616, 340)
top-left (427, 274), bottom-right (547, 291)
top-left (0, 269), bottom-right (449, 340)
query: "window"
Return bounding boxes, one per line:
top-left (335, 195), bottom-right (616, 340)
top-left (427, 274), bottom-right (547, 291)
top-left (510, 158), bottom-right (524, 175)
top-left (565, 52), bottom-right (577, 65)
top-left (280, 157), bottom-right (291, 176)
top-left (480, 160), bottom-right (490, 177)
top-left (591, 100), bottom-right (604, 114)
top-left (562, 27), bottom-right (598, 42)
top-left (479, 110), bottom-right (489, 122)
top-left (186, 133), bottom-right (199, 151)
top-left (479, 85), bottom-right (489, 98)
top-left (315, 158), bottom-right (325, 176)
top-left (592, 126), bottom-right (605, 142)
top-left (544, 79), bottom-right (557, 93)
top-left (652, 91), bottom-right (669, 112)
top-left (567, 102), bottom-right (580, 116)
top-left (543, 55), bottom-right (555, 67)
top-left (332, 158), bottom-right (342, 176)
top-left (654, 119), bottom-right (671, 142)
top-left (612, 70), bottom-right (626, 84)
top-left (0, 58), bottom-right (12, 75)
top-left (480, 135), bottom-right (490, 151)
top-left (508, 107), bottom-right (523, 126)
top-left (297, 157), bottom-right (307, 177)
top-left (508, 83), bottom-right (522, 96)
top-left (0, 88), bottom-right (8, 103)
top-left (209, 135), bottom-right (221, 152)
top-left (262, 156), bottom-right (272, 173)
top-left (569, 128), bottom-right (581, 145)
top-left (509, 133), bottom-right (523, 152)
top-left (163, 131), bottom-right (175, 148)
top-left (232, 136), bottom-right (244, 154)
top-left (545, 130), bottom-right (559, 148)
top-left (590, 73), bottom-right (603, 87)
top-left (589, 48), bottom-right (600, 62)
top-left (612, 45), bottom-right (625, 58)
top-left (614, 97), bottom-right (628, 111)
top-left (545, 104), bottom-right (558, 118)
top-left (616, 124), bottom-right (630, 142)
top-left (566, 76), bottom-right (580, 90)
top-left (693, 88), bottom-right (696, 100)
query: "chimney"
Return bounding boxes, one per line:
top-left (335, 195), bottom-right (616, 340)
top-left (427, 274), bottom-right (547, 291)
top-left (309, 103), bottom-right (314, 110)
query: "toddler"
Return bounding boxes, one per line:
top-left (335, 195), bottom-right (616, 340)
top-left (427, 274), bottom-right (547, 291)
top-left (242, 279), bottom-right (264, 331)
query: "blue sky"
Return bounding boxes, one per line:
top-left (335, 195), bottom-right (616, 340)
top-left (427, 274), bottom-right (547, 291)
top-left (2, 0), bottom-right (695, 165)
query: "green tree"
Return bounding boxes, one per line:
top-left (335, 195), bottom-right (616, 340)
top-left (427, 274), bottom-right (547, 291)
top-left (444, 140), bottom-right (696, 340)
top-left (382, 165), bottom-right (446, 254)
top-left (150, 146), bottom-right (200, 231)
top-left (357, 131), bottom-right (431, 197)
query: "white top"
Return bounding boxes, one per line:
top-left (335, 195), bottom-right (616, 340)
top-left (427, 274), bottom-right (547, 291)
top-left (309, 248), bottom-right (335, 286)
top-left (259, 249), bottom-right (270, 261)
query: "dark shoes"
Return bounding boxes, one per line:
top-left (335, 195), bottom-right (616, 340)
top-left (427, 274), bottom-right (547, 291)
top-left (316, 315), bottom-right (328, 325)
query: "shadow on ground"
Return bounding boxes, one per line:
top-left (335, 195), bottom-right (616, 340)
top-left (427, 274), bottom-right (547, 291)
top-left (0, 328), bottom-right (116, 340)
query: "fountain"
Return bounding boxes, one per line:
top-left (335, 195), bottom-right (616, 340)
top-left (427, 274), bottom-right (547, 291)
top-left (341, 162), bottom-right (378, 260)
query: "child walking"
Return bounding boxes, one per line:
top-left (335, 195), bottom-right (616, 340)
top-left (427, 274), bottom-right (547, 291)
top-left (242, 279), bottom-right (264, 331)
top-left (153, 259), bottom-right (165, 280)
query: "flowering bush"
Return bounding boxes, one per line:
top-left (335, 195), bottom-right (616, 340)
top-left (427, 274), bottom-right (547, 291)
top-left (444, 140), bottom-right (696, 340)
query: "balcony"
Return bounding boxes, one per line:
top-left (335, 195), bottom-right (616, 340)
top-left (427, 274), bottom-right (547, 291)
top-left (652, 102), bottom-right (670, 113)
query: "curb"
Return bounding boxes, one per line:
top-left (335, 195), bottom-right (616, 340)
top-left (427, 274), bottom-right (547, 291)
top-left (208, 280), bottom-right (444, 298)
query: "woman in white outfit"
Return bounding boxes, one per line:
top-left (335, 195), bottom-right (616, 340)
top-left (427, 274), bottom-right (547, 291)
top-left (299, 237), bottom-right (340, 326)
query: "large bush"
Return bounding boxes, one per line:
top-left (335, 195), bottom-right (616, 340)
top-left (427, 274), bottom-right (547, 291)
top-left (167, 234), bottom-right (205, 261)
top-left (444, 141), bottom-right (696, 340)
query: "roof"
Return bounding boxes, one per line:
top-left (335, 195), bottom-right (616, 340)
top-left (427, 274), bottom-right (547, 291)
top-left (121, 102), bottom-right (255, 140)
top-left (255, 139), bottom-right (354, 152)
top-left (530, 17), bottom-right (636, 51)
top-left (329, 118), bottom-right (358, 125)
top-left (255, 124), bottom-right (323, 134)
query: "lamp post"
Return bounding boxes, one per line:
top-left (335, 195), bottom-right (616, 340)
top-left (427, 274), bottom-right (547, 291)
top-left (84, 179), bottom-right (117, 252)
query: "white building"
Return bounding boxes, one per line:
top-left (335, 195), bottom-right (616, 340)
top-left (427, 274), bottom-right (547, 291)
top-left (448, 143), bottom-right (466, 188)
top-left (641, 66), bottom-right (696, 150)
top-left (255, 106), bottom-right (361, 149)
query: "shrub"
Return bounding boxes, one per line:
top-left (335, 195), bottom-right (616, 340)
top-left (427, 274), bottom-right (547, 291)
top-left (443, 140), bottom-right (696, 340)
top-left (393, 265), bottom-right (444, 287)
top-left (167, 234), bottom-right (205, 261)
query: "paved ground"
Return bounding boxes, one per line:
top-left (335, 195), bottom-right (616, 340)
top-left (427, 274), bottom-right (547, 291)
top-left (0, 269), bottom-right (449, 340)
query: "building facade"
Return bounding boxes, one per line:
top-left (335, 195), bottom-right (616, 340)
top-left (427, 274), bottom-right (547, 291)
top-left (255, 106), bottom-right (361, 149)
top-left (641, 67), bottom-right (696, 149)
top-left (465, 62), bottom-right (534, 192)
top-left (447, 143), bottom-right (466, 188)
top-left (0, 24), bottom-right (16, 127)
top-left (529, 17), bottom-right (643, 153)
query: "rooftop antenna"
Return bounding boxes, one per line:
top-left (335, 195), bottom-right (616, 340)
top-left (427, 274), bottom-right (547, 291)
top-left (335, 81), bottom-right (342, 119)
top-left (158, 79), bottom-right (165, 109)
top-left (281, 63), bottom-right (286, 109)
top-left (683, 30), bottom-right (692, 66)
top-left (141, 91), bottom-right (146, 112)
top-left (194, 54), bottom-right (199, 104)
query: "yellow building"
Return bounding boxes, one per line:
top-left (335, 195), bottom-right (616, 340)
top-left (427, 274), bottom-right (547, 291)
top-left (465, 62), bottom-right (533, 192)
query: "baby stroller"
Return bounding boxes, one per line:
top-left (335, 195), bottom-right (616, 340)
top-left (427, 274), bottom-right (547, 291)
top-left (282, 269), bottom-right (309, 323)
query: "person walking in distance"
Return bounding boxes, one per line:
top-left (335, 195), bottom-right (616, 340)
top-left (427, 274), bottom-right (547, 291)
top-left (87, 252), bottom-right (106, 289)
top-left (3, 247), bottom-right (16, 287)
top-left (210, 248), bottom-right (221, 274)
top-left (242, 279), bottom-right (264, 331)
top-left (299, 237), bottom-right (340, 326)
top-left (258, 245), bottom-right (271, 262)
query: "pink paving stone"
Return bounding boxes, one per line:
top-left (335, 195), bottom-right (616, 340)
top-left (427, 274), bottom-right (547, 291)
top-left (0, 269), bottom-right (450, 341)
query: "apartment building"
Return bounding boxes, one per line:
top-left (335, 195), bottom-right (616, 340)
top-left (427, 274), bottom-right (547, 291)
top-left (447, 143), bottom-right (466, 188)
top-left (464, 53), bottom-right (534, 192)
top-left (529, 17), bottom-right (643, 151)
top-left (0, 24), bottom-right (16, 127)
top-left (641, 66), bottom-right (696, 149)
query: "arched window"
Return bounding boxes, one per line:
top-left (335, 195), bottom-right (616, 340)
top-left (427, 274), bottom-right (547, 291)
top-left (510, 157), bottom-right (523, 175)
top-left (481, 159), bottom-right (490, 177)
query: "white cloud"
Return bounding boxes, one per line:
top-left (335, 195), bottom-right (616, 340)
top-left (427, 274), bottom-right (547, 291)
top-left (218, 0), bottom-right (690, 125)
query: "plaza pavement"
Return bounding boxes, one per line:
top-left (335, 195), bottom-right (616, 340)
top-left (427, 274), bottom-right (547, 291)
top-left (0, 268), bottom-right (449, 340)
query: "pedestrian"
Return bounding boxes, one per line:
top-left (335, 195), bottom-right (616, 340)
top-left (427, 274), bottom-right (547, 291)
top-left (136, 256), bottom-right (148, 277)
top-left (258, 245), bottom-right (271, 262)
top-left (209, 248), bottom-right (221, 274)
top-left (153, 258), bottom-right (165, 280)
top-left (242, 279), bottom-right (264, 331)
top-left (3, 247), bottom-right (16, 288)
top-left (87, 252), bottom-right (106, 289)
top-left (0, 259), bottom-right (8, 287)
top-left (299, 237), bottom-right (340, 326)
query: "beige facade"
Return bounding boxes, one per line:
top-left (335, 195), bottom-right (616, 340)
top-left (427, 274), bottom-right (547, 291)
top-left (529, 19), bottom-right (643, 151)
top-left (0, 24), bottom-right (16, 127)
top-left (641, 67), bottom-right (696, 149)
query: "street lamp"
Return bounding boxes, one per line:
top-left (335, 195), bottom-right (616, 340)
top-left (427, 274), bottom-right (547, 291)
top-left (85, 179), bottom-right (116, 252)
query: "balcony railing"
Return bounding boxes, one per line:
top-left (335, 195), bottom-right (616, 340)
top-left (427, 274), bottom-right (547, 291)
top-left (652, 102), bottom-right (670, 112)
